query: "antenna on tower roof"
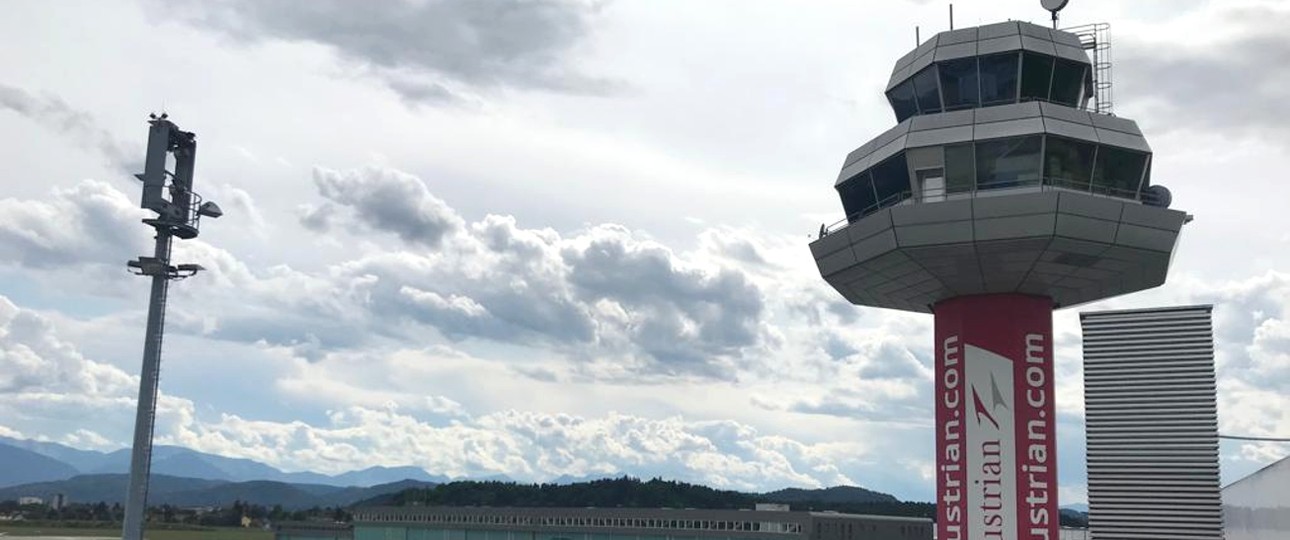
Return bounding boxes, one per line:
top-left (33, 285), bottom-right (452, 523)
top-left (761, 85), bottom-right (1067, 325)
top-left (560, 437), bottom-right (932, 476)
top-left (1041, 0), bottom-right (1070, 29)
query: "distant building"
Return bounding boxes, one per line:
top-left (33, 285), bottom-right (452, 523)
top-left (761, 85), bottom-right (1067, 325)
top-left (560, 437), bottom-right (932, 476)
top-left (17, 497), bottom-right (43, 506)
top-left (50, 493), bottom-right (67, 510)
top-left (1223, 454), bottom-right (1290, 540)
top-left (349, 506), bottom-right (932, 540)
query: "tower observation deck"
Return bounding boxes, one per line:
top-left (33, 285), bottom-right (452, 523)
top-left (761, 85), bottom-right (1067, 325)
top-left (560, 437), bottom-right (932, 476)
top-left (808, 20), bottom-right (1188, 540)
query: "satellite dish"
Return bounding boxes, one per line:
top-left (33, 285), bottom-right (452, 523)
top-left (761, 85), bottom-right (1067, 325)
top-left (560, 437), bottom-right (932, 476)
top-left (1041, 0), bottom-right (1070, 12)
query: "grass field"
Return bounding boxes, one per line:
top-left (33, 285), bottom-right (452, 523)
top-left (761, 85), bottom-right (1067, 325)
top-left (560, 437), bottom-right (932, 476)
top-left (0, 526), bottom-right (271, 540)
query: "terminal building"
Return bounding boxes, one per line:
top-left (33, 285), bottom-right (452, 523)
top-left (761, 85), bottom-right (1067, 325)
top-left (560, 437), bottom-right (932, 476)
top-left (348, 506), bottom-right (932, 540)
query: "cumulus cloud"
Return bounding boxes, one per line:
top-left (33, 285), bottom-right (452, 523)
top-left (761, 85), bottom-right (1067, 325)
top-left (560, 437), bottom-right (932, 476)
top-left (0, 83), bottom-right (139, 171)
top-left (287, 165), bottom-right (768, 379)
top-left (157, 0), bottom-right (613, 104)
top-left (0, 168), bottom-right (769, 380)
top-left (311, 166), bottom-right (464, 248)
top-left (0, 297), bottom-right (880, 491)
top-left (0, 179), bottom-right (147, 269)
top-left (162, 405), bottom-right (861, 491)
top-left (0, 296), bottom-right (144, 438)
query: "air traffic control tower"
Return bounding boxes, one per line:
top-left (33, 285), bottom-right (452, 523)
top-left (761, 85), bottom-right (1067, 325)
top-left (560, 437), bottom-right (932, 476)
top-left (809, 20), bottom-right (1188, 540)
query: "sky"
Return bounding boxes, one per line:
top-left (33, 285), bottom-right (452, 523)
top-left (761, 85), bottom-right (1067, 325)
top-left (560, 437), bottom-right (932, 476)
top-left (1, 0), bottom-right (1288, 504)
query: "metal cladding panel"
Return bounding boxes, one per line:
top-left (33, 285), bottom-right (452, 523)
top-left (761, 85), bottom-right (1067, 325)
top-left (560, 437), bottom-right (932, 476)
top-left (1040, 102), bottom-right (1096, 125)
top-left (978, 35), bottom-right (1024, 56)
top-left (1094, 129), bottom-right (1152, 153)
top-left (1080, 306), bottom-right (1222, 540)
top-left (1020, 34), bottom-right (1058, 56)
top-left (975, 101), bottom-right (1043, 124)
top-left (939, 27), bottom-right (979, 46)
top-left (1043, 118), bottom-right (1099, 141)
top-left (1055, 43), bottom-right (1091, 63)
top-left (934, 41), bottom-right (978, 62)
top-left (935, 294), bottom-right (1057, 540)
top-left (974, 117), bottom-right (1046, 140)
top-left (910, 108), bottom-right (976, 131)
top-left (1090, 114), bottom-right (1143, 135)
top-left (812, 191), bottom-right (1184, 313)
top-left (1051, 28), bottom-right (1085, 48)
top-left (979, 21), bottom-right (1021, 39)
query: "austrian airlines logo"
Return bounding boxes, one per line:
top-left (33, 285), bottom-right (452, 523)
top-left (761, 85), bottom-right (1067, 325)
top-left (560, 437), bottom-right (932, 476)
top-left (971, 373), bottom-right (1010, 429)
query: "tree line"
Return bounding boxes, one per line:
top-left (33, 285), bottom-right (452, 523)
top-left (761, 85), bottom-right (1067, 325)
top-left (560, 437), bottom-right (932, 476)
top-left (0, 499), bottom-right (349, 528)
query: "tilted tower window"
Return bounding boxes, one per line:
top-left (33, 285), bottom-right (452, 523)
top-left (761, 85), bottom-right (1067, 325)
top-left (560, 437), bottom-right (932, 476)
top-left (911, 66), bottom-right (943, 115)
top-left (837, 170), bottom-right (878, 223)
top-left (939, 58), bottom-right (980, 110)
top-left (885, 40), bottom-right (1093, 121)
top-left (1050, 58), bottom-right (1087, 107)
top-left (1044, 136), bottom-right (1097, 189)
top-left (976, 136), bottom-right (1042, 190)
top-left (979, 53), bottom-right (1020, 106)
top-left (888, 81), bottom-right (918, 122)
top-left (1092, 147), bottom-right (1149, 197)
top-left (872, 153), bottom-right (912, 206)
top-left (1020, 52), bottom-right (1055, 102)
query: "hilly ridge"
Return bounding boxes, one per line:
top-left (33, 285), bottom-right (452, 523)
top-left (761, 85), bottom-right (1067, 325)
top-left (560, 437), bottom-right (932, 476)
top-left (0, 436), bottom-right (448, 488)
top-left (0, 473), bottom-right (435, 510)
top-left (0, 437), bottom-right (910, 513)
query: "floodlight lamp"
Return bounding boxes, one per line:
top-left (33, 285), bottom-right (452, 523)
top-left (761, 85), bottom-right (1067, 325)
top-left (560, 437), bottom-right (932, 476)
top-left (197, 201), bottom-right (223, 219)
top-left (176, 263), bottom-right (205, 273)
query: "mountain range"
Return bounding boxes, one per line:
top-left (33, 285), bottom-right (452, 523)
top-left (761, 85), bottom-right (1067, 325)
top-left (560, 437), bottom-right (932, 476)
top-left (0, 436), bottom-right (450, 488)
top-left (0, 473), bottom-right (435, 510)
top-left (0, 436), bottom-right (903, 511)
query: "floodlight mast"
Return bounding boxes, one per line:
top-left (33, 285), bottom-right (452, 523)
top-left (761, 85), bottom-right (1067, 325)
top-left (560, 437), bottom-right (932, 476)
top-left (121, 115), bottom-right (219, 540)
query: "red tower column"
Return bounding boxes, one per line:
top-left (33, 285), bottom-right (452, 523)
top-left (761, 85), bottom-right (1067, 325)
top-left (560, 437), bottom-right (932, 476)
top-left (934, 294), bottom-right (1057, 540)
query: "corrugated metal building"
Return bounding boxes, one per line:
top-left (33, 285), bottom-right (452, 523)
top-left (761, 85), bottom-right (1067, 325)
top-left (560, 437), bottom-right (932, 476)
top-left (1080, 305), bottom-right (1222, 540)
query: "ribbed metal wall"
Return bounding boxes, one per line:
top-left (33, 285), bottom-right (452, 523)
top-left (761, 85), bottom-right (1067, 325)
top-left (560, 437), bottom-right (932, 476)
top-left (1080, 305), bottom-right (1222, 540)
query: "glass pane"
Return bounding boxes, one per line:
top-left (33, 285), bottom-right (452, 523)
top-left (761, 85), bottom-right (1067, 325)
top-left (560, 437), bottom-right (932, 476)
top-left (872, 153), bottom-right (912, 205)
top-left (945, 143), bottom-right (975, 193)
top-left (887, 80), bottom-right (918, 122)
top-left (837, 171), bottom-right (877, 222)
top-left (1044, 136), bottom-right (1095, 189)
top-left (979, 52), bottom-right (1019, 105)
top-left (939, 57), bottom-right (979, 110)
top-left (1020, 52), bottom-right (1055, 101)
top-left (975, 136), bottom-right (1042, 190)
top-left (1092, 146), bottom-right (1148, 197)
top-left (912, 66), bottom-right (942, 114)
top-left (1050, 59), bottom-right (1085, 106)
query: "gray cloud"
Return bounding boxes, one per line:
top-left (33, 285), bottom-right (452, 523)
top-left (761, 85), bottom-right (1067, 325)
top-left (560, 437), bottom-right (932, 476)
top-left (285, 166), bottom-right (770, 379)
top-left (161, 0), bottom-right (612, 103)
top-left (312, 166), bottom-right (464, 248)
top-left (1120, 6), bottom-right (1290, 139)
top-left (0, 180), bottom-right (147, 269)
top-left (0, 83), bottom-right (140, 172)
top-left (563, 230), bottom-right (764, 374)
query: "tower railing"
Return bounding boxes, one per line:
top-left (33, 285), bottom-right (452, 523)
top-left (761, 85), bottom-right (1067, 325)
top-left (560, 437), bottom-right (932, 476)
top-left (1066, 23), bottom-right (1113, 115)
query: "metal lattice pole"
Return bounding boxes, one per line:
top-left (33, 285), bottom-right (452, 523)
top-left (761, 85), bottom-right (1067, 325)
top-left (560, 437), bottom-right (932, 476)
top-left (120, 115), bottom-right (221, 540)
top-left (121, 229), bottom-right (172, 540)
